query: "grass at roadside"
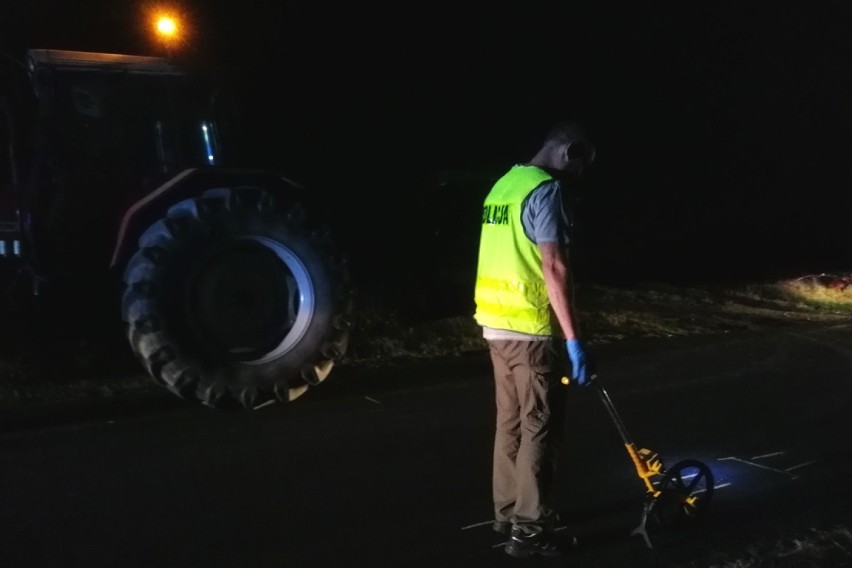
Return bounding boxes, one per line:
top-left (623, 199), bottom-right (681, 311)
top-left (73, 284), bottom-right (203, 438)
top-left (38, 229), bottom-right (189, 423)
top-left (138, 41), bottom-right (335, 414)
top-left (342, 277), bottom-right (852, 367)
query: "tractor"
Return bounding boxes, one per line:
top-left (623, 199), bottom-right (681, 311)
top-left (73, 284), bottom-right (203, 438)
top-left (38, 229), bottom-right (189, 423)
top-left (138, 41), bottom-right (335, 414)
top-left (0, 48), bottom-right (353, 409)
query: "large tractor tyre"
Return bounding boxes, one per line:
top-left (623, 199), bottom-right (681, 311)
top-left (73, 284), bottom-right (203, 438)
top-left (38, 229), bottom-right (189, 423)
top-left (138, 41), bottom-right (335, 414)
top-left (121, 187), bottom-right (352, 409)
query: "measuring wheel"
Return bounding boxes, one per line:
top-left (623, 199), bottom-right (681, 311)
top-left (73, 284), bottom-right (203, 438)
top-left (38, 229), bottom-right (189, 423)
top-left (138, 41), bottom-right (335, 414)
top-left (653, 459), bottom-right (714, 527)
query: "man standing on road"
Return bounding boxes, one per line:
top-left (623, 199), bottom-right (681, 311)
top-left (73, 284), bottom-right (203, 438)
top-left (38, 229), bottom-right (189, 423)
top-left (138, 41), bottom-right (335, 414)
top-left (473, 120), bottom-right (595, 559)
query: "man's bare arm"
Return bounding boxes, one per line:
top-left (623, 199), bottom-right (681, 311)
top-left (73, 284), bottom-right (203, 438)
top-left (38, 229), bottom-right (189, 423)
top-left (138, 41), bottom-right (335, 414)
top-left (539, 242), bottom-right (580, 340)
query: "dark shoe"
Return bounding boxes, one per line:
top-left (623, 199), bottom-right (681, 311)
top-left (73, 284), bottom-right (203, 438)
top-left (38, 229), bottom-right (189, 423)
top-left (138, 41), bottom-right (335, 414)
top-left (492, 521), bottom-right (511, 535)
top-left (504, 530), bottom-right (563, 559)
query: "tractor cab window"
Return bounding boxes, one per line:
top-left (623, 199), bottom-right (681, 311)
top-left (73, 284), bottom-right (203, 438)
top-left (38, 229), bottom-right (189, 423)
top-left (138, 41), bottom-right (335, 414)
top-left (49, 69), bottom-right (218, 191)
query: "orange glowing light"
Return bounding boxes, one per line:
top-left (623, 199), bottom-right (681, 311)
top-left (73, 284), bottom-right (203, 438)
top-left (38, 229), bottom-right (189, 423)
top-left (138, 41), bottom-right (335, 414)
top-left (156, 16), bottom-right (178, 38)
top-left (145, 5), bottom-right (193, 56)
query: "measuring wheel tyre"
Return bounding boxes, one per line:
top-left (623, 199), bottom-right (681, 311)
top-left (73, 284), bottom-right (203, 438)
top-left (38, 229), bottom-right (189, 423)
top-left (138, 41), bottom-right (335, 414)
top-left (653, 459), bottom-right (714, 528)
top-left (121, 187), bottom-right (352, 409)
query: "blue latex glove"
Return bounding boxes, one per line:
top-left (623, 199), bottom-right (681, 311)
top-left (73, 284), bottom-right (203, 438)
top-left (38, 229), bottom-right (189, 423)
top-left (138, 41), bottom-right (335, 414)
top-left (566, 338), bottom-right (592, 386)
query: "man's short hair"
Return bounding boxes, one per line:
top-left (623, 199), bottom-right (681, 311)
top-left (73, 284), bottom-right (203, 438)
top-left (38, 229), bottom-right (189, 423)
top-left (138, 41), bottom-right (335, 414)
top-left (543, 120), bottom-right (589, 146)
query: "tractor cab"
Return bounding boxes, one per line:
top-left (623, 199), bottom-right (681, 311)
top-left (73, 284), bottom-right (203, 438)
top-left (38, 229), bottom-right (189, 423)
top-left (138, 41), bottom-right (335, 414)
top-left (1, 49), bottom-right (224, 285)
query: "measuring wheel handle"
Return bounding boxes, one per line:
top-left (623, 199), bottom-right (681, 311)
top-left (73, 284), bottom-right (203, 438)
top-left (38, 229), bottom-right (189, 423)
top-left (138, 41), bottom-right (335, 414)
top-left (560, 373), bottom-right (600, 386)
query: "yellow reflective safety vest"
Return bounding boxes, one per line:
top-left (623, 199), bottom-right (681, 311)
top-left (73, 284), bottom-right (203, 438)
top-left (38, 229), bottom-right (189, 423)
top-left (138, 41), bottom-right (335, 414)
top-left (473, 164), bottom-right (559, 336)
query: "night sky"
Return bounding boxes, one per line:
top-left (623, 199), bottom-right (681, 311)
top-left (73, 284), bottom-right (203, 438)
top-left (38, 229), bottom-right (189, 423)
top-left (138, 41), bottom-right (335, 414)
top-left (4, 2), bottom-right (852, 286)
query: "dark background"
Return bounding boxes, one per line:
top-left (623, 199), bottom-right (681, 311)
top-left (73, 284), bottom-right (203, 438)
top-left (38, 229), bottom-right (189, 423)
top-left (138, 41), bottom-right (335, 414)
top-left (4, 2), bottom-right (852, 294)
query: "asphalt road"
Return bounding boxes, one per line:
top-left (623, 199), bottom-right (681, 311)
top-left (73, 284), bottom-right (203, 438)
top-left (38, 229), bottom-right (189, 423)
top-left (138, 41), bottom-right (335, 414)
top-left (1, 323), bottom-right (851, 568)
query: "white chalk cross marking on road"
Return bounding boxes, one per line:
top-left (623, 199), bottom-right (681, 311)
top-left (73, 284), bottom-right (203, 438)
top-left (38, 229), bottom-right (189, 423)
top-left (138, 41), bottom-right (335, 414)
top-left (719, 450), bottom-right (818, 480)
top-left (751, 451), bottom-right (785, 460)
top-left (460, 520), bottom-right (492, 530)
top-left (785, 460), bottom-right (818, 472)
top-left (652, 471), bottom-right (731, 493)
top-left (719, 457), bottom-right (798, 478)
top-left (694, 482), bottom-right (731, 494)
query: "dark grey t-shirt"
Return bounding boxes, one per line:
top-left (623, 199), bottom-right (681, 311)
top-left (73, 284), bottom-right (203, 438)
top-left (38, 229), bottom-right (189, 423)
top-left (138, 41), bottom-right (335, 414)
top-left (482, 177), bottom-right (572, 340)
top-left (521, 179), bottom-right (571, 246)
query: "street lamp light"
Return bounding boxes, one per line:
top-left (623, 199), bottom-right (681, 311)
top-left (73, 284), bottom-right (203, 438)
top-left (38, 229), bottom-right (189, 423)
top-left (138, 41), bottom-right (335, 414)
top-left (151, 10), bottom-right (182, 59)
top-left (156, 16), bottom-right (178, 38)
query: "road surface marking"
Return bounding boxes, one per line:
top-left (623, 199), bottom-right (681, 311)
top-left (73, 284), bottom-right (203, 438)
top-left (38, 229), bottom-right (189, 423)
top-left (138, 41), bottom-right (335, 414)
top-left (460, 520), bottom-right (492, 530)
top-left (364, 396), bottom-right (381, 404)
top-left (694, 482), bottom-right (731, 494)
top-left (719, 457), bottom-right (798, 478)
top-left (785, 460), bottom-right (818, 472)
top-left (751, 451), bottom-right (785, 460)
